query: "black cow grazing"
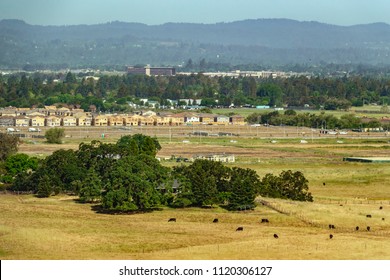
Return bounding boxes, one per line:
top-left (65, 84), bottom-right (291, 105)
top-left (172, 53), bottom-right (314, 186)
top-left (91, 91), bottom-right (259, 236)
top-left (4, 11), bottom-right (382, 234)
top-left (382, 218), bottom-right (385, 221)
top-left (329, 234), bottom-right (333, 239)
top-left (379, 206), bottom-right (383, 210)
top-left (367, 226), bottom-right (371, 231)
top-left (236, 227), bottom-right (244, 231)
top-left (366, 214), bottom-right (372, 218)
top-left (355, 226), bottom-right (360, 231)
top-left (261, 219), bottom-right (269, 223)
top-left (323, 182), bottom-right (326, 186)
top-left (273, 234), bottom-right (279, 239)
top-left (213, 218), bottom-right (219, 223)
top-left (168, 218), bottom-right (176, 222)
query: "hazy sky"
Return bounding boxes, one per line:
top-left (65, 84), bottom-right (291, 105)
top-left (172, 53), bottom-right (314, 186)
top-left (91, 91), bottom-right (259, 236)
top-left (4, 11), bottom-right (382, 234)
top-left (1, 0), bottom-right (389, 26)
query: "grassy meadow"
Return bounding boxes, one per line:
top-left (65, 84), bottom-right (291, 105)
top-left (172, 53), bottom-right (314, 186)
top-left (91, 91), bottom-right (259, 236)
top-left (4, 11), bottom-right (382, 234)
top-left (1, 193), bottom-right (389, 260)
top-left (1, 124), bottom-right (390, 260)
top-left (211, 105), bottom-right (390, 118)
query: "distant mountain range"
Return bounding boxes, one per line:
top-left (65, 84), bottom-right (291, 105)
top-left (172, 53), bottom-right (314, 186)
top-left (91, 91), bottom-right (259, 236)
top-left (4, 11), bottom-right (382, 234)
top-left (1, 18), bottom-right (390, 70)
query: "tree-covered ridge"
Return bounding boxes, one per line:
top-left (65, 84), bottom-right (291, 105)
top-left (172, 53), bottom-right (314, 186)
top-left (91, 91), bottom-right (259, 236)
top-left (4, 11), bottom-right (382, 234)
top-left (1, 72), bottom-right (390, 111)
top-left (2, 19), bottom-right (390, 68)
top-left (2, 134), bottom-right (313, 212)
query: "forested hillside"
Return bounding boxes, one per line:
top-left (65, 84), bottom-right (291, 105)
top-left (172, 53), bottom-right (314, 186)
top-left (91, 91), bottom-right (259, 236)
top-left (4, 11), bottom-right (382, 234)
top-left (1, 19), bottom-right (390, 69)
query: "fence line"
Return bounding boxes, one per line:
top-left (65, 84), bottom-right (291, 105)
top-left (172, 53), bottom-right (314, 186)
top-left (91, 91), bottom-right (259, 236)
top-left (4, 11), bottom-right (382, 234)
top-left (315, 199), bottom-right (390, 206)
top-left (258, 199), bottom-right (390, 236)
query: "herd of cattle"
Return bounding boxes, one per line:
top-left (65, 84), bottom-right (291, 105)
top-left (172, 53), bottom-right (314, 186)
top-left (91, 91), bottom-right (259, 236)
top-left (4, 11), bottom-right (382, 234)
top-left (167, 205), bottom-right (386, 240)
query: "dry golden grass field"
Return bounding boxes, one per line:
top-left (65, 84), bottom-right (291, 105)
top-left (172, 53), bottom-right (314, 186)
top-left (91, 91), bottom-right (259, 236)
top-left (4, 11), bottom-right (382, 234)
top-left (1, 125), bottom-right (390, 260)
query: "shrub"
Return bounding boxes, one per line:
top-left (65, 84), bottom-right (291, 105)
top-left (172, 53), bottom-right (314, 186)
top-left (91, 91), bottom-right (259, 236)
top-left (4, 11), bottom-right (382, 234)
top-left (45, 128), bottom-right (65, 144)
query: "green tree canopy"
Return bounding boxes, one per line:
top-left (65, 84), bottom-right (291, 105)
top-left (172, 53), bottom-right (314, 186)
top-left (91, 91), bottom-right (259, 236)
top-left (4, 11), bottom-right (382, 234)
top-left (101, 154), bottom-right (170, 211)
top-left (227, 167), bottom-right (261, 210)
top-left (36, 174), bottom-right (57, 198)
top-left (173, 159), bottom-right (231, 207)
top-left (116, 134), bottom-right (161, 157)
top-left (2, 153), bottom-right (39, 183)
top-left (40, 149), bottom-right (86, 193)
top-left (78, 168), bottom-right (102, 203)
top-left (77, 140), bottom-right (119, 176)
top-left (260, 170), bottom-right (313, 202)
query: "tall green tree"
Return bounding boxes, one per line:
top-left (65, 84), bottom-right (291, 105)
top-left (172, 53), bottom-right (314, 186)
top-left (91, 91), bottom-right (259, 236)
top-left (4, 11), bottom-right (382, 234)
top-left (173, 159), bottom-right (230, 207)
top-left (64, 72), bottom-right (77, 84)
top-left (2, 153), bottom-right (39, 183)
top-left (36, 174), bottom-right (54, 198)
top-left (42, 149), bottom-right (86, 192)
top-left (77, 140), bottom-right (118, 171)
top-left (78, 169), bottom-right (102, 203)
top-left (227, 167), bottom-right (261, 210)
top-left (260, 170), bottom-right (313, 202)
top-left (242, 77), bottom-right (257, 98)
top-left (281, 170), bottom-right (312, 201)
top-left (116, 134), bottom-right (161, 157)
top-left (0, 133), bottom-right (19, 161)
top-left (257, 83), bottom-right (283, 107)
top-left (101, 154), bottom-right (169, 211)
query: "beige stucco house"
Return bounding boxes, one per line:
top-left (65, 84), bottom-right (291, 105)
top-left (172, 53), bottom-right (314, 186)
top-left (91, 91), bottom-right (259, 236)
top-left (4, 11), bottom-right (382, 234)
top-left (62, 116), bottom-right (77, 126)
top-left (93, 115), bottom-right (108, 126)
top-left (45, 116), bottom-right (62, 127)
top-left (30, 115), bottom-right (45, 127)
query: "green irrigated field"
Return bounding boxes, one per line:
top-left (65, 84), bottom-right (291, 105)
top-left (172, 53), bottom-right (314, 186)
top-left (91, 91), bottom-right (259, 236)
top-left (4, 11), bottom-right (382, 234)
top-left (1, 125), bottom-right (390, 260)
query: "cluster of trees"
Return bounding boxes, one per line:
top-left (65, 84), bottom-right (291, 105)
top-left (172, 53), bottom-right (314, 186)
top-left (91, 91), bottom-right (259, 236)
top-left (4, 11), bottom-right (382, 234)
top-left (1, 72), bottom-right (390, 111)
top-left (247, 109), bottom-right (388, 130)
top-left (173, 160), bottom-right (312, 210)
top-left (1, 133), bottom-right (313, 212)
top-left (0, 133), bottom-right (38, 186)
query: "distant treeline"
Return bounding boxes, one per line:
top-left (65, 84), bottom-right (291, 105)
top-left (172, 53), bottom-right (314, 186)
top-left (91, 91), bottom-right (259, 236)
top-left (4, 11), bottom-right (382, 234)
top-left (246, 110), bottom-right (388, 130)
top-left (1, 72), bottom-right (390, 112)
